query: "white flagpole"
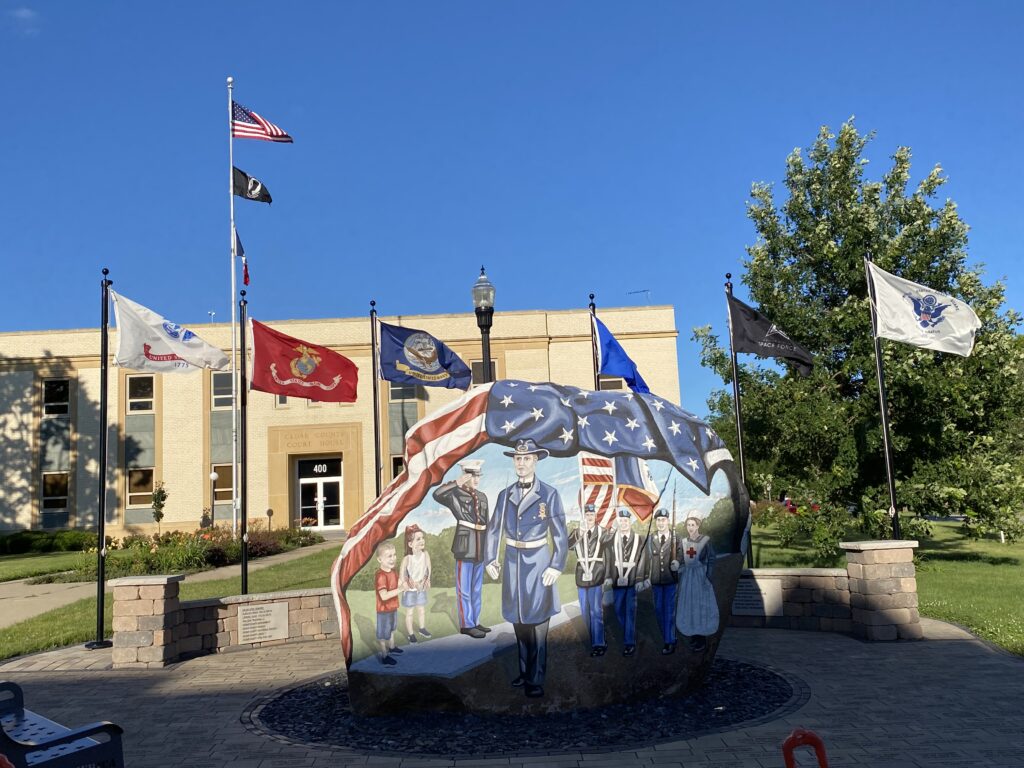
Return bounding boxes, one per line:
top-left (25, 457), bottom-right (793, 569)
top-left (228, 75), bottom-right (239, 536)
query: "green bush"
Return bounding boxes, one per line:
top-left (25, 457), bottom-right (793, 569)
top-left (0, 530), bottom-right (97, 555)
top-left (775, 503), bottom-right (850, 565)
top-left (858, 509), bottom-right (933, 541)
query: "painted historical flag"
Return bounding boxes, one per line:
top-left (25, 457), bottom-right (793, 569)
top-left (231, 101), bottom-right (293, 143)
top-left (111, 291), bottom-right (229, 373)
top-left (249, 320), bottom-right (358, 402)
top-left (726, 294), bottom-right (813, 376)
top-left (232, 167), bottom-right (272, 204)
top-left (378, 322), bottom-right (471, 390)
top-left (330, 380), bottom-right (731, 665)
top-left (592, 315), bottom-right (650, 393)
top-left (578, 452), bottom-right (617, 528)
top-left (867, 261), bottom-right (981, 357)
top-left (615, 456), bottom-right (659, 520)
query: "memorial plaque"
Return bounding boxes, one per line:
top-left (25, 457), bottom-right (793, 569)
top-left (239, 602), bottom-right (289, 644)
top-left (732, 577), bottom-right (783, 616)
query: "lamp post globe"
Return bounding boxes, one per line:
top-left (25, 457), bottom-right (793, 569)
top-left (209, 471), bottom-right (219, 526)
top-left (472, 267), bottom-right (495, 383)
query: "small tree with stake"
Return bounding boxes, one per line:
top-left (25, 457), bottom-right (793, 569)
top-left (151, 481), bottom-right (168, 536)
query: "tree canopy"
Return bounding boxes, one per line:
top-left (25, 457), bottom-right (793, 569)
top-left (694, 120), bottom-right (1024, 539)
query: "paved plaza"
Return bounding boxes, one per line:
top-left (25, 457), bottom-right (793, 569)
top-left (2, 617), bottom-right (1022, 767)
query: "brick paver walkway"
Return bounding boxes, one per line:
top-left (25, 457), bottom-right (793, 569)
top-left (2, 618), bottom-right (1021, 767)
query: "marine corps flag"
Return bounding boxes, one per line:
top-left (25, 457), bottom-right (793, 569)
top-left (378, 322), bottom-right (471, 389)
top-left (232, 167), bottom-right (272, 204)
top-left (726, 294), bottom-right (813, 376)
top-left (249, 320), bottom-right (358, 402)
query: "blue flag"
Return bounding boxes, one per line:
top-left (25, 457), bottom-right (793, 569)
top-left (378, 322), bottom-right (472, 390)
top-left (592, 315), bottom-right (650, 394)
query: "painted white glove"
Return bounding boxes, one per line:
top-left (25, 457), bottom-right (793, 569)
top-left (603, 578), bottom-right (614, 590)
top-left (670, 560), bottom-right (680, 571)
top-left (602, 589), bottom-right (614, 607)
top-left (486, 560), bottom-right (501, 580)
top-left (637, 578), bottom-right (651, 593)
top-left (541, 567), bottom-right (560, 587)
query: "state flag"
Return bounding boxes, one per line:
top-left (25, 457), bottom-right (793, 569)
top-left (111, 291), bottom-right (229, 373)
top-left (234, 228), bottom-right (249, 286)
top-left (867, 261), bottom-right (981, 357)
top-left (232, 167), bottom-right (272, 204)
top-left (249, 320), bottom-right (358, 402)
top-left (378, 322), bottom-right (471, 390)
top-left (592, 315), bottom-right (650, 393)
top-left (726, 294), bottom-right (813, 376)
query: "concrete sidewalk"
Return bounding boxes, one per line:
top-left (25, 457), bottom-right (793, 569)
top-left (0, 536), bottom-right (343, 630)
top-left (1, 618), bottom-right (1021, 767)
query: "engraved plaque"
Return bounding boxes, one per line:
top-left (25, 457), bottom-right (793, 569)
top-left (731, 577), bottom-right (783, 616)
top-left (238, 602), bottom-right (289, 644)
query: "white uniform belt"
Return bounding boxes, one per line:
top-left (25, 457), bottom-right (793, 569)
top-left (457, 521), bottom-right (487, 531)
top-left (506, 537), bottom-right (547, 549)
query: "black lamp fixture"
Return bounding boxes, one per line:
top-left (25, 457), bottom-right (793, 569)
top-left (472, 266), bottom-right (496, 383)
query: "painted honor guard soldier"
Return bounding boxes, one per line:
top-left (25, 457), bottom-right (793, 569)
top-left (647, 508), bottom-right (681, 654)
top-left (605, 508), bottom-right (648, 657)
top-left (432, 460), bottom-right (491, 639)
top-left (567, 503), bottom-right (612, 657)
top-left (485, 439), bottom-right (569, 698)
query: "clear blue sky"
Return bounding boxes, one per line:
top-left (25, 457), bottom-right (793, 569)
top-left (2, 1), bottom-right (1021, 416)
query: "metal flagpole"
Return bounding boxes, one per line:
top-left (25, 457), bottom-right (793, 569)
top-left (588, 294), bottom-right (600, 390)
top-left (239, 291), bottom-right (250, 593)
top-left (370, 301), bottom-right (382, 497)
top-left (227, 75), bottom-right (239, 537)
top-left (86, 268), bottom-right (114, 650)
top-left (863, 256), bottom-right (902, 540)
top-left (724, 274), bottom-right (748, 488)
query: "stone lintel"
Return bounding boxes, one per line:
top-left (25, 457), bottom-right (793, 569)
top-left (839, 540), bottom-right (919, 552)
top-left (741, 568), bottom-right (848, 577)
top-left (109, 574), bottom-right (186, 587)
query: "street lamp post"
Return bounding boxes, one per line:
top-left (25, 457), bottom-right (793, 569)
top-left (472, 266), bottom-right (496, 383)
top-left (209, 471), bottom-right (219, 527)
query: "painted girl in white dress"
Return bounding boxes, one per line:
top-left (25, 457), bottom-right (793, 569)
top-left (675, 514), bottom-right (718, 651)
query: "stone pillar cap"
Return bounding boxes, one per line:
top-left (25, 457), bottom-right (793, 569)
top-left (108, 574), bottom-right (186, 587)
top-left (839, 540), bottom-right (918, 552)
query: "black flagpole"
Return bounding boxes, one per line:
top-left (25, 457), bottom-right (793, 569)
top-left (370, 300), bottom-right (382, 497)
top-left (239, 291), bottom-right (250, 593)
top-left (724, 273), bottom-right (753, 567)
top-left (863, 257), bottom-right (902, 539)
top-left (86, 268), bottom-right (113, 650)
top-left (588, 294), bottom-right (600, 390)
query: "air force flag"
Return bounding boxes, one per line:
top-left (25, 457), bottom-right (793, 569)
top-left (378, 322), bottom-right (471, 389)
top-left (592, 315), bottom-right (650, 394)
top-left (867, 261), bottom-right (982, 357)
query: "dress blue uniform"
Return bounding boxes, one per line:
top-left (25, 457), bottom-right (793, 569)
top-left (432, 469), bottom-right (489, 632)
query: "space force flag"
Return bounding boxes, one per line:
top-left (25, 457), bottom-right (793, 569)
top-left (378, 322), bottom-right (471, 389)
top-left (111, 291), bottom-right (229, 373)
top-left (726, 294), bottom-right (814, 376)
top-left (249, 320), bottom-right (358, 402)
top-left (867, 261), bottom-right (981, 357)
top-left (592, 315), bottom-right (650, 394)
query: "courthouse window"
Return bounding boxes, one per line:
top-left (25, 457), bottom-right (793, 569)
top-left (127, 375), bottom-right (154, 412)
top-left (127, 468), bottom-right (155, 506)
top-left (43, 379), bottom-right (70, 416)
top-left (212, 464), bottom-right (233, 502)
top-left (211, 372), bottom-right (233, 409)
top-left (42, 472), bottom-right (70, 509)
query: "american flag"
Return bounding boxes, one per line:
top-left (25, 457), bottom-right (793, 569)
top-left (330, 380), bottom-right (731, 666)
top-left (231, 101), bottom-right (293, 143)
top-left (578, 452), bottom-right (617, 528)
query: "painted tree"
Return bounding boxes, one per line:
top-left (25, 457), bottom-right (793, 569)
top-left (694, 120), bottom-right (1024, 539)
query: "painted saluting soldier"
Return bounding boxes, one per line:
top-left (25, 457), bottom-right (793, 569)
top-left (646, 508), bottom-right (681, 654)
top-left (605, 508), bottom-right (649, 657)
top-left (568, 503), bottom-right (612, 657)
top-left (432, 460), bottom-right (490, 639)
top-left (485, 439), bottom-right (568, 698)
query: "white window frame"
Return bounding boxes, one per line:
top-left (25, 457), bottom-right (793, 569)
top-left (127, 467), bottom-right (155, 507)
top-left (211, 371), bottom-right (233, 410)
top-left (126, 375), bottom-right (155, 413)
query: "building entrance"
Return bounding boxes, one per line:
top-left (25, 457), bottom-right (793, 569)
top-left (296, 457), bottom-right (343, 530)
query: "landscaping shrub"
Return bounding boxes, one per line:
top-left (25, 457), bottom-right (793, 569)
top-left (0, 530), bottom-right (97, 555)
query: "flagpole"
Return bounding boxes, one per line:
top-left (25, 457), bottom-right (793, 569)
top-left (85, 268), bottom-right (114, 650)
top-left (588, 294), bottom-right (600, 390)
top-left (370, 300), bottom-right (382, 498)
top-left (228, 75), bottom-right (239, 537)
top-left (724, 273), bottom-right (754, 566)
top-left (863, 256), bottom-right (902, 540)
top-left (239, 290), bottom-right (250, 593)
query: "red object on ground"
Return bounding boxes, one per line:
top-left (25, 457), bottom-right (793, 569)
top-left (782, 728), bottom-right (830, 768)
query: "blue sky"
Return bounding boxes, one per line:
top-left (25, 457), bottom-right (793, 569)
top-left (2, 2), bottom-right (1021, 416)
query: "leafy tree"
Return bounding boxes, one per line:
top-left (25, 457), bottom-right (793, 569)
top-left (694, 120), bottom-right (1024, 539)
top-left (151, 481), bottom-right (168, 536)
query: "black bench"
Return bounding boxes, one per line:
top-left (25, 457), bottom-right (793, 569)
top-left (0, 681), bottom-right (123, 768)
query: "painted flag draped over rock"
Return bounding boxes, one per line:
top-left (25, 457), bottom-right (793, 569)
top-left (249, 320), bottom-right (358, 402)
top-left (330, 380), bottom-right (732, 666)
top-left (111, 291), bottom-right (229, 373)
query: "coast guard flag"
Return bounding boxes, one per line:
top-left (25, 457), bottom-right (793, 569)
top-left (379, 322), bottom-right (471, 389)
top-left (111, 291), bottom-right (229, 373)
top-left (249, 320), bottom-right (358, 402)
top-left (867, 261), bottom-right (982, 357)
top-left (592, 315), bottom-right (650, 393)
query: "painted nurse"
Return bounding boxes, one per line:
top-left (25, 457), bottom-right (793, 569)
top-left (675, 512), bottom-right (718, 651)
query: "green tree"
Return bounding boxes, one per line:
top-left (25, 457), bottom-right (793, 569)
top-left (694, 119), bottom-right (1024, 539)
top-left (151, 481), bottom-right (168, 536)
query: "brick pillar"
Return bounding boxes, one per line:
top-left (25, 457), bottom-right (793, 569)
top-left (840, 540), bottom-right (922, 641)
top-left (109, 575), bottom-right (184, 668)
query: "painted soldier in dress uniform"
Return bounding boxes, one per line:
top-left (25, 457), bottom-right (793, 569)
top-left (432, 459), bottom-right (490, 639)
top-left (605, 508), bottom-right (649, 656)
top-left (485, 439), bottom-right (568, 698)
top-left (567, 503), bottom-right (612, 657)
top-left (646, 508), bottom-right (680, 654)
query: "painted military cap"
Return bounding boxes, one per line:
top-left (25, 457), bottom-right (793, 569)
top-left (654, 508), bottom-right (670, 519)
top-left (460, 459), bottom-right (484, 475)
top-left (502, 438), bottom-right (550, 460)
top-left (616, 508), bottom-right (632, 518)
top-left (584, 503), bottom-right (597, 513)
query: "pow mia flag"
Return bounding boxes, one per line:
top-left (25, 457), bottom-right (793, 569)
top-left (727, 293), bottom-right (813, 376)
top-left (232, 166), bottom-right (272, 204)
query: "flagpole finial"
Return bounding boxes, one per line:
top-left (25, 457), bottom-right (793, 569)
top-left (102, 267), bottom-right (109, 277)
top-left (480, 265), bottom-right (486, 276)
top-left (227, 76), bottom-right (234, 86)
top-left (370, 299), bottom-right (376, 309)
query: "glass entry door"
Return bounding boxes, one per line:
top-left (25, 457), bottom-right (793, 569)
top-left (296, 457), bottom-right (343, 530)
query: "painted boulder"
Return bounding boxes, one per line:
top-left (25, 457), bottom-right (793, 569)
top-left (331, 380), bottom-right (749, 715)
